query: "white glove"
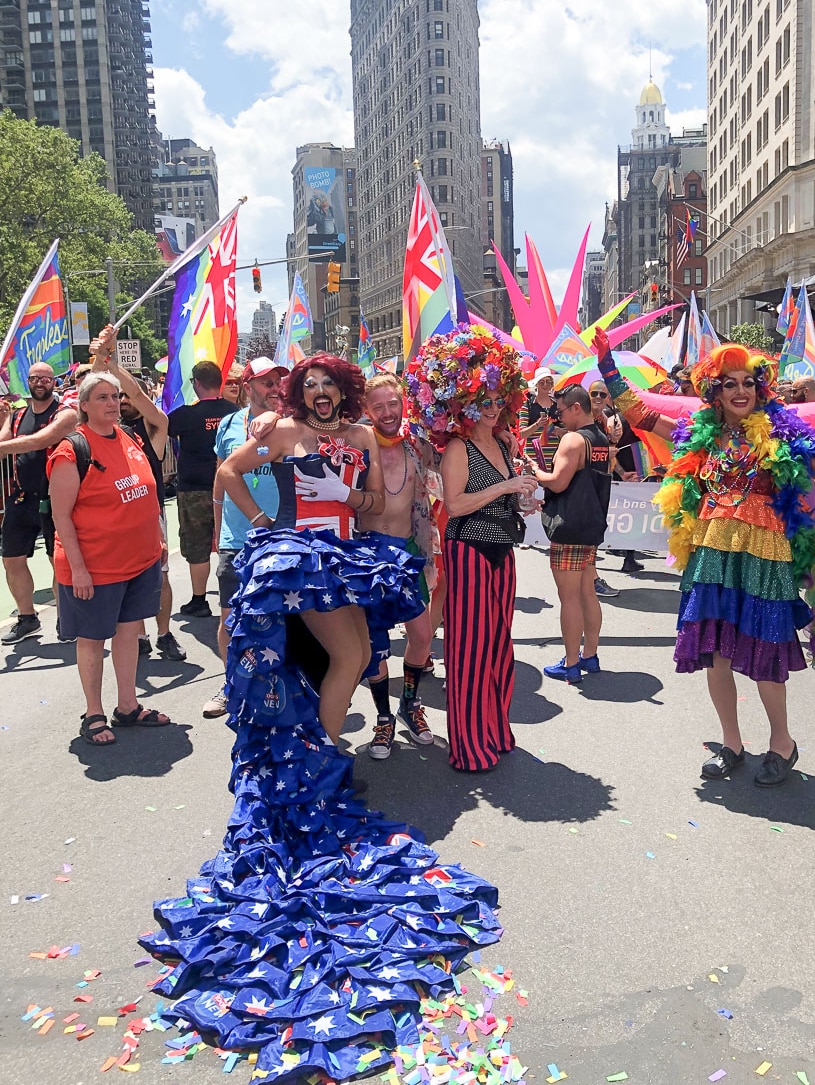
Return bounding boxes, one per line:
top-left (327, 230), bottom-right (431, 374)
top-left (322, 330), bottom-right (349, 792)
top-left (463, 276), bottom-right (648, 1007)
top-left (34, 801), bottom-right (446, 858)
top-left (294, 464), bottom-right (350, 503)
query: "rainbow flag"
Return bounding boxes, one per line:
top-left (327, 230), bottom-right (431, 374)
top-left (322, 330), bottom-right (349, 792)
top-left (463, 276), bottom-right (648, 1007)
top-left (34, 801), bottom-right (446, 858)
top-left (162, 208), bottom-right (240, 413)
top-left (0, 239), bottom-right (70, 395)
top-left (402, 173), bottom-right (458, 364)
top-left (777, 276), bottom-right (794, 335)
top-left (357, 307), bottom-right (376, 378)
top-left (273, 271), bottom-right (312, 370)
top-left (779, 283), bottom-right (815, 378)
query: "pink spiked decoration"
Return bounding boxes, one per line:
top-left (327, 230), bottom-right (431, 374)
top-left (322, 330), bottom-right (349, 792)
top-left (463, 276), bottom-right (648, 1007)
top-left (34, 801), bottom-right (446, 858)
top-left (549, 226), bottom-right (591, 342)
top-left (490, 229), bottom-right (680, 362)
top-left (525, 235), bottom-right (558, 335)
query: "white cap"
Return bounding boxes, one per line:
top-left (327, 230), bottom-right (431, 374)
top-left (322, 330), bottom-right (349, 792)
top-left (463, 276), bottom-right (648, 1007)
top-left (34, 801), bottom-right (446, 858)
top-left (243, 356), bottom-right (289, 381)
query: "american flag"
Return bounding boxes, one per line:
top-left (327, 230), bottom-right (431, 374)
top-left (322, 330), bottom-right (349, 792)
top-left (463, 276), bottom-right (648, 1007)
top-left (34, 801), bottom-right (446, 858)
top-left (676, 209), bottom-right (697, 267)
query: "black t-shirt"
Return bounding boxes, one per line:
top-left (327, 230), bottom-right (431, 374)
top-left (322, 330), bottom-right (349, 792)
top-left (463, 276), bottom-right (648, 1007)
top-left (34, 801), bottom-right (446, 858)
top-left (12, 400), bottom-right (64, 497)
top-left (130, 415), bottom-right (166, 510)
top-left (167, 398), bottom-right (236, 491)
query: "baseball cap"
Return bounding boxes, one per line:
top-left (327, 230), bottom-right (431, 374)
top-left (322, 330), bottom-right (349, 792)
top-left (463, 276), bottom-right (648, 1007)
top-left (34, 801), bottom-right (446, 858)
top-left (243, 356), bottom-right (288, 382)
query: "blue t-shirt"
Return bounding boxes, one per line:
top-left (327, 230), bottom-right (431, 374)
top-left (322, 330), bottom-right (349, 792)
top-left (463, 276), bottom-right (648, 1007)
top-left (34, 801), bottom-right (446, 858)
top-left (214, 408), bottom-right (281, 550)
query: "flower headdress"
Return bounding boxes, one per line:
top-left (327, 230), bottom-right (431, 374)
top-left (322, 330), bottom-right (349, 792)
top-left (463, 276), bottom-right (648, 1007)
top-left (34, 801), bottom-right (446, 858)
top-left (404, 324), bottom-right (526, 446)
top-left (691, 342), bottom-right (777, 404)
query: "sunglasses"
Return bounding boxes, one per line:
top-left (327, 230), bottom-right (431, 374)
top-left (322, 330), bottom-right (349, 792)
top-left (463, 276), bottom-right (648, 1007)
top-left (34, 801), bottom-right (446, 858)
top-left (479, 397), bottom-right (506, 408)
top-left (590, 390), bottom-right (609, 399)
top-left (224, 380), bottom-right (242, 387)
top-left (28, 375), bottom-right (55, 385)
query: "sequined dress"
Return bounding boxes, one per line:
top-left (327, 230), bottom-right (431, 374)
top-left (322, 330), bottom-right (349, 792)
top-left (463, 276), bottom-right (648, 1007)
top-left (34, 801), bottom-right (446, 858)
top-left (674, 457), bottom-right (811, 682)
top-left (140, 442), bottom-right (502, 1082)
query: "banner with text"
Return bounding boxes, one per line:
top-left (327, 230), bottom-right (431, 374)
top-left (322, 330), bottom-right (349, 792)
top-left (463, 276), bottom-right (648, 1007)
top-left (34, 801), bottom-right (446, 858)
top-left (523, 481), bottom-right (669, 552)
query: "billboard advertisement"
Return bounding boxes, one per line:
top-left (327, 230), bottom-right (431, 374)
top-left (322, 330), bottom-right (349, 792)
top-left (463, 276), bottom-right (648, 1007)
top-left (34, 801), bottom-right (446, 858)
top-left (304, 166), bottom-right (346, 262)
top-left (155, 215), bottom-right (196, 265)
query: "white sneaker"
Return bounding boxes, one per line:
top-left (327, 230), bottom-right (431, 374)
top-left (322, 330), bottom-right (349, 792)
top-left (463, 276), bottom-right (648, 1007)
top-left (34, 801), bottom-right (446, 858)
top-left (202, 688), bottom-right (228, 718)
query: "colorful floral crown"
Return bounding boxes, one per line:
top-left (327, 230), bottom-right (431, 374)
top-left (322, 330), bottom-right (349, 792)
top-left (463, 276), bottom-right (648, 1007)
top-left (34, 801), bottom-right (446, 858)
top-left (404, 324), bottom-right (526, 445)
top-left (691, 342), bottom-right (777, 404)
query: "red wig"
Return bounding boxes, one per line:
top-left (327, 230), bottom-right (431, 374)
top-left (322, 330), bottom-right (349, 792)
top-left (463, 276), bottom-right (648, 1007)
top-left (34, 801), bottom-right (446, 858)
top-left (282, 353), bottom-right (366, 422)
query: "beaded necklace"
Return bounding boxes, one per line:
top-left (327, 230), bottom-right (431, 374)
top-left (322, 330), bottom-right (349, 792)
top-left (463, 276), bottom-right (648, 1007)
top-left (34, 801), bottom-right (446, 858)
top-left (699, 421), bottom-right (759, 507)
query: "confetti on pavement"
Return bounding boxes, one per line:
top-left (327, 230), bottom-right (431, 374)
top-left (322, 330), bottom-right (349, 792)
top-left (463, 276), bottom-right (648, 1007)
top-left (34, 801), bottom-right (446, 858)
top-left (754, 1062), bottom-right (772, 1076)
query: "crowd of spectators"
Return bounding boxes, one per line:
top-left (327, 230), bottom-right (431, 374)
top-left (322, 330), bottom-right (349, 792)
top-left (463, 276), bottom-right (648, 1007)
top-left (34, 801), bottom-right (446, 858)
top-left (2, 327), bottom-right (812, 789)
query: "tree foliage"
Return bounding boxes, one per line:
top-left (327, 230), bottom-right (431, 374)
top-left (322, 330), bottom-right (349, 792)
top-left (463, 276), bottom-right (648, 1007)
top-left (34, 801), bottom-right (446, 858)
top-left (729, 322), bottom-right (775, 353)
top-left (0, 110), bottom-right (166, 365)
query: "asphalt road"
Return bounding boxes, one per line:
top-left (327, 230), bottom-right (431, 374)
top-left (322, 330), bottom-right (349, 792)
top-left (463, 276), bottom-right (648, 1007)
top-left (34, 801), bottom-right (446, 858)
top-left (1, 542), bottom-right (813, 1085)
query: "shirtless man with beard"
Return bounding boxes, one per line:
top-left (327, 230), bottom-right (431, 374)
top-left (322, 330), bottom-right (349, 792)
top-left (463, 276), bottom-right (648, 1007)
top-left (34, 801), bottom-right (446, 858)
top-left (358, 373), bottom-right (437, 760)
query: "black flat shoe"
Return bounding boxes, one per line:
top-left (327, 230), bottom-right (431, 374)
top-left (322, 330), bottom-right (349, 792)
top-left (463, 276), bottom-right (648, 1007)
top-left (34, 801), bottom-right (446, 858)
top-left (701, 745), bottom-right (745, 779)
top-left (754, 743), bottom-right (798, 787)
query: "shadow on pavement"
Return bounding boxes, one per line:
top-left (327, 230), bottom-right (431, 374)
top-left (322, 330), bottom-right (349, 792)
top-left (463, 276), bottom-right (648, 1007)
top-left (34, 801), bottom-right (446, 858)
top-left (356, 742), bottom-right (616, 844)
top-left (173, 614), bottom-right (220, 655)
top-left (514, 595), bottom-right (554, 613)
top-left (136, 659), bottom-right (206, 698)
top-left (694, 749), bottom-right (815, 829)
top-left (577, 669), bottom-right (665, 704)
top-left (1, 638), bottom-right (77, 672)
top-left (599, 587), bottom-right (681, 614)
top-left (68, 721), bottom-right (195, 781)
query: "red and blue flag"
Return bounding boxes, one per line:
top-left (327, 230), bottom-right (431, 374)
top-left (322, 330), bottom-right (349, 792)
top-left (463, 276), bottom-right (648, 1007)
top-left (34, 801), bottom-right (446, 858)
top-left (0, 239), bottom-right (70, 395)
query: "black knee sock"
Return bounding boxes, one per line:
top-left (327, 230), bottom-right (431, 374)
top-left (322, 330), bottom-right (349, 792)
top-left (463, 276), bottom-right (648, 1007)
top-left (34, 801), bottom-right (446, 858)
top-left (401, 662), bottom-right (424, 706)
top-left (368, 675), bottom-right (391, 717)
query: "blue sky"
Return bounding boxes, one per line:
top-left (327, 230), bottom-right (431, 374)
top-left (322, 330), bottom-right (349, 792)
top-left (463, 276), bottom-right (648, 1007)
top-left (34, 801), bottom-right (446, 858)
top-left (150, 0), bottom-right (708, 329)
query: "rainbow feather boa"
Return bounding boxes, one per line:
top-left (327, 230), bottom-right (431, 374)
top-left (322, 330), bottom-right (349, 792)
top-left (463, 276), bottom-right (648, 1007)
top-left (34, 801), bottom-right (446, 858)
top-left (653, 400), bottom-right (815, 584)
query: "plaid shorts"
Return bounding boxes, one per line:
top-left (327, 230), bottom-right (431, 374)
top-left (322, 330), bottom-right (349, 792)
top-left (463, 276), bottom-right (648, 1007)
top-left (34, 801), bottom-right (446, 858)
top-left (550, 543), bottom-right (598, 572)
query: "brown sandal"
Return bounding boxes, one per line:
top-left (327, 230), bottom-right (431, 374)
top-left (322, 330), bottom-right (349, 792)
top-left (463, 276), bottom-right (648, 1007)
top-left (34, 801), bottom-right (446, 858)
top-left (79, 714), bottom-right (117, 746)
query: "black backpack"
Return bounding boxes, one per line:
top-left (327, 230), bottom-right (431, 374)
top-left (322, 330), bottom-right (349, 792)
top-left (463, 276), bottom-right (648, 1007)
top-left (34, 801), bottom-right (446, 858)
top-left (55, 425), bottom-right (137, 484)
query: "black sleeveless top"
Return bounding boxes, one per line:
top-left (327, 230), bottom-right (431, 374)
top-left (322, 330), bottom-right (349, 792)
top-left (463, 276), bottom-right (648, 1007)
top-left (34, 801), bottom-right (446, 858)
top-left (445, 438), bottom-right (518, 563)
top-left (579, 422), bottom-right (611, 472)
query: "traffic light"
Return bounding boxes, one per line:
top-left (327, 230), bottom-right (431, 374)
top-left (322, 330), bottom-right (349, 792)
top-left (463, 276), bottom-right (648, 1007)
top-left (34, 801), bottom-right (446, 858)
top-left (252, 262), bottom-right (262, 293)
top-left (326, 261), bottom-right (341, 293)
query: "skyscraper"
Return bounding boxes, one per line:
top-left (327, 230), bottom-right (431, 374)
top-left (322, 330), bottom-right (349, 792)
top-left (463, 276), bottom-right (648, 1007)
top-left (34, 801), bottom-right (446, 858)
top-left (0, 0), bottom-right (155, 229)
top-left (705, 0), bottom-right (815, 332)
top-left (481, 139), bottom-right (514, 331)
top-left (350, 0), bottom-right (483, 362)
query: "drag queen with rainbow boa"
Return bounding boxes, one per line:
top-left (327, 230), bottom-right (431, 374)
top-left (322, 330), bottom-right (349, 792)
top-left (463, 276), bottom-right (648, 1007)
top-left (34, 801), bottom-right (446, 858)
top-left (595, 330), bottom-right (815, 787)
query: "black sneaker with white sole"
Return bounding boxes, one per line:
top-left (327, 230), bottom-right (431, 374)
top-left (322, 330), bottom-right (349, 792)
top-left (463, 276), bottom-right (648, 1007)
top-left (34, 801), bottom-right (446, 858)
top-left (1, 614), bottom-right (42, 645)
top-left (156, 632), bottom-right (187, 661)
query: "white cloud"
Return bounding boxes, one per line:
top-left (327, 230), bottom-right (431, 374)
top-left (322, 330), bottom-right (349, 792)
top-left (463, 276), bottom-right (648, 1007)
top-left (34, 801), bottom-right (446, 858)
top-left (153, 0), bottom-right (707, 330)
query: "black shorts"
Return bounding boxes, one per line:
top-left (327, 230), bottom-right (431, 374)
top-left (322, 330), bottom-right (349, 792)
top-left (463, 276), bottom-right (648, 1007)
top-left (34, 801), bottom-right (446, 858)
top-left (1, 490), bottom-right (55, 559)
top-left (57, 560), bottom-right (162, 641)
top-left (216, 549), bottom-right (240, 609)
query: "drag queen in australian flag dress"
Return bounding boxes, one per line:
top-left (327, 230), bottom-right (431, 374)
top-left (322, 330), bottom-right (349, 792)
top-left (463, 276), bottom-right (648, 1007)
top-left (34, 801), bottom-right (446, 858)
top-left (139, 354), bottom-right (502, 1081)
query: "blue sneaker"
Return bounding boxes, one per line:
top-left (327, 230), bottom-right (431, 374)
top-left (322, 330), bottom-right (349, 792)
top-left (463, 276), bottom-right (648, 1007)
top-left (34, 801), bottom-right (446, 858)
top-left (579, 653), bottom-right (601, 673)
top-left (543, 657), bottom-right (583, 683)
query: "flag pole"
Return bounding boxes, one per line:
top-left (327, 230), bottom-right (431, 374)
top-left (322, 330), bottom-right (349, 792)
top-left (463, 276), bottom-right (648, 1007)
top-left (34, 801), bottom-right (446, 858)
top-left (112, 197), bottom-right (247, 331)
